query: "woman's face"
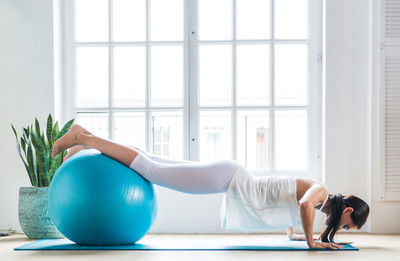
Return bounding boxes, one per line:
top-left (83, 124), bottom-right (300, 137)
top-left (339, 207), bottom-right (357, 231)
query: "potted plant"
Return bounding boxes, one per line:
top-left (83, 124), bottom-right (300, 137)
top-left (11, 113), bottom-right (75, 239)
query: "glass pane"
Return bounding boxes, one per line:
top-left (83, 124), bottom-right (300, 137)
top-left (199, 45), bottom-right (232, 106)
top-left (151, 0), bottom-right (183, 41)
top-left (112, 112), bottom-right (146, 150)
top-left (151, 111), bottom-right (183, 159)
top-left (237, 44), bottom-right (270, 106)
top-left (237, 111), bottom-right (270, 170)
top-left (237, 0), bottom-right (270, 40)
top-left (274, 44), bottom-right (307, 105)
top-left (113, 0), bottom-right (146, 42)
top-left (113, 46), bottom-right (146, 107)
top-left (76, 112), bottom-right (109, 139)
top-left (198, 0), bottom-right (232, 40)
top-left (275, 0), bottom-right (308, 39)
top-left (76, 47), bottom-right (109, 107)
top-left (151, 46), bottom-right (183, 107)
top-left (199, 111), bottom-right (232, 162)
top-left (275, 110), bottom-right (307, 171)
top-left (75, 0), bottom-right (108, 42)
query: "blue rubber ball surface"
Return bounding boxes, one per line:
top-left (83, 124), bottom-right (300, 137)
top-left (48, 149), bottom-right (157, 246)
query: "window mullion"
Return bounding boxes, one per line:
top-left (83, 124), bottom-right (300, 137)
top-left (108, 0), bottom-right (113, 140)
top-left (146, 0), bottom-right (151, 152)
top-left (232, 0), bottom-right (237, 161)
top-left (64, 0), bottom-right (75, 124)
top-left (183, 0), bottom-right (190, 161)
top-left (188, 0), bottom-right (199, 161)
top-left (270, 0), bottom-right (276, 172)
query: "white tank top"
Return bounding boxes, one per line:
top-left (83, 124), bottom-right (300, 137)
top-left (220, 165), bottom-right (302, 231)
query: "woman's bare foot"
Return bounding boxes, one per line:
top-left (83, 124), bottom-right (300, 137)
top-left (52, 124), bottom-right (92, 158)
top-left (63, 145), bottom-right (92, 162)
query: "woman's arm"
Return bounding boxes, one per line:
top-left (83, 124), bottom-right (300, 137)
top-left (299, 184), bottom-right (343, 250)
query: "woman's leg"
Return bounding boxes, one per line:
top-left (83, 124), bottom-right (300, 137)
top-left (127, 145), bottom-right (196, 164)
top-left (64, 144), bottom-right (194, 164)
top-left (129, 152), bottom-right (239, 194)
top-left (52, 124), bottom-right (239, 194)
top-left (52, 124), bottom-right (139, 167)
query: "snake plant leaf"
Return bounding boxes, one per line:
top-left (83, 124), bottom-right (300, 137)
top-left (22, 133), bottom-right (28, 146)
top-left (61, 150), bottom-right (67, 163)
top-left (43, 132), bottom-right (49, 156)
top-left (21, 131), bottom-right (29, 147)
top-left (20, 137), bottom-right (26, 155)
top-left (55, 119), bottom-right (75, 141)
top-left (11, 124), bottom-right (27, 163)
top-left (27, 143), bottom-right (38, 187)
top-left (46, 114), bottom-right (53, 149)
top-left (11, 124), bottom-right (18, 140)
top-left (51, 121), bottom-right (59, 145)
top-left (30, 129), bottom-right (50, 187)
top-left (11, 124), bottom-right (33, 184)
top-left (44, 134), bottom-right (52, 170)
top-left (35, 117), bottom-right (41, 137)
top-left (16, 138), bottom-right (28, 169)
top-left (49, 152), bottom-right (63, 180)
top-left (46, 114), bottom-right (53, 158)
top-left (23, 127), bottom-right (29, 139)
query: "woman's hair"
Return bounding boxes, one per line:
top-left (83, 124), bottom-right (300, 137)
top-left (320, 194), bottom-right (370, 243)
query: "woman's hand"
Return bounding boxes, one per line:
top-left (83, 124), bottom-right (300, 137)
top-left (308, 241), bottom-right (343, 250)
top-left (63, 145), bottom-right (91, 162)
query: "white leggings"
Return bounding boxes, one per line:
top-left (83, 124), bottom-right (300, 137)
top-left (128, 149), bottom-right (241, 194)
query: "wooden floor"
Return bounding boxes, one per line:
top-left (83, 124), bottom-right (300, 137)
top-left (1, 233), bottom-right (400, 261)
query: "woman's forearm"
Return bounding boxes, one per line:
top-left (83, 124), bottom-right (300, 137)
top-left (299, 202), bottom-right (316, 247)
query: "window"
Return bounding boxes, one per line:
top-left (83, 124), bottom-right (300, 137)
top-left (62, 0), bottom-right (321, 177)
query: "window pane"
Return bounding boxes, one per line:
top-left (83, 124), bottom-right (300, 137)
top-left (113, 0), bottom-right (146, 42)
top-left (112, 112), bottom-right (146, 150)
top-left (75, 0), bottom-right (108, 42)
top-left (151, 0), bottom-right (183, 41)
top-left (237, 44), bottom-right (270, 106)
top-left (237, 111), bottom-right (270, 170)
top-left (237, 0), bottom-right (270, 40)
top-left (275, 110), bottom-right (307, 171)
top-left (76, 112), bottom-right (109, 139)
top-left (198, 0), bottom-right (232, 40)
top-left (199, 111), bottom-right (232, 162)
top-left (274, 44), bottom-right (307, 105)
top-left (199, 45), bottom-right (232, 106)
top-left (275, 0), bottom-right (308, 39)
top-left (76, 47), bottom-right (108, 107)
top-left (151, 46), bottom-right (183, 107)
top-left (113, 46), bottom-right (146, 107)
top-left (151, 111), bottom-right (183, 159)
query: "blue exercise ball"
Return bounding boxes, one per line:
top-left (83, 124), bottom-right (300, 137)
top-left (48, 149), bottom-right (157, 246)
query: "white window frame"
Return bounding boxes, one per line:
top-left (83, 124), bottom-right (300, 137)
top-left (61, 0), bottom-right (322, 179)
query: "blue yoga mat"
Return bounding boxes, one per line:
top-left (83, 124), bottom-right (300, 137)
top-left (14, 238), bottom-right (358, 251)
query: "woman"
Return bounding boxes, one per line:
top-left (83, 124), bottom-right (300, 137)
top-left (52, 124), bottom-right (369, 250)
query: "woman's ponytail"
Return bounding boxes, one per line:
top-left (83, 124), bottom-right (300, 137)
top-left (320, 193), bottom-right (344, 243)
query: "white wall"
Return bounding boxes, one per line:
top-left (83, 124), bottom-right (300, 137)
top-left (0, 0), bottom-right (55, 231)
top-left (324, 0), bottom-right (372, 232)
top-left (1, 0), bottom-right (398, 234)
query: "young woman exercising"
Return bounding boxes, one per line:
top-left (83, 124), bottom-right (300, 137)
top-left (52, 124), bottom-right (370, 250)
